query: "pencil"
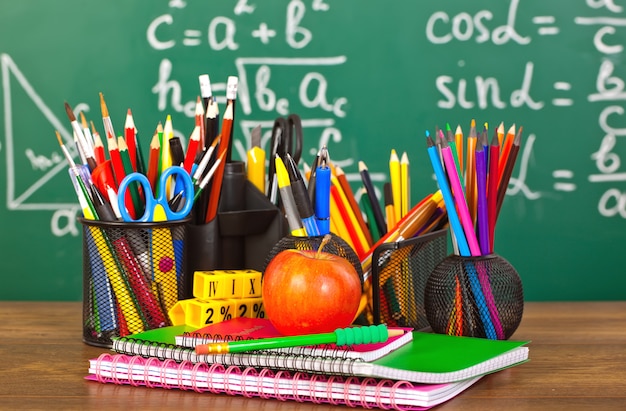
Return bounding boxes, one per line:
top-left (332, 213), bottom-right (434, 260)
top-left (330, 171), bottom-right (368, 258)
top-left (498, 124), bottom-right (516, 184)
top-left (496, 126), bottom-right (523, 221)
top-left (383, 182), bottom-right (395, 231)
top-left (124, 109), bottom-right (138, 171)
top-left (117, 136), bottom-right (140, 219)
top-left (359, 160), bottom-right (387, 236)
top-left (441, 138), bottom-right (481, 256)
top-left (183, 126), bottom-right (201, 174)
top-left (487, 130), bottom-right (500, 252)
top-left (465, 119), bottom-right (478, 223)
top-left (389, 149), bottom-right (402, 225)
top-left (335, 165), bottom-right (373, 247)
top-left (475, 142), bottom-right (490, 255)
top-left (359, 187), bottom-right (381, 242)
top-left (147, 132), bottom-right (160, 191)
top-left (400, 151), bottom-right (410, 219)
top-left (91, 121), bottom-right (106, 164)
top-left (455, 124), bottom-right (464, 172)
top-left (105, 132), bottom-right (126, 189)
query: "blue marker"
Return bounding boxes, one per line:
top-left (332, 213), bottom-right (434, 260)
top-left (314, 160), bottom-right (331, 235)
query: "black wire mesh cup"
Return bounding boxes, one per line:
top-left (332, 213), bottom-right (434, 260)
top-left (424, 253), bottom-right (524, 340)
top-left (79, 217), bottom-right (190, 347)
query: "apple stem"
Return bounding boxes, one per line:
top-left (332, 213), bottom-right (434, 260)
top-left (316, 234), bottom-right (332, 259)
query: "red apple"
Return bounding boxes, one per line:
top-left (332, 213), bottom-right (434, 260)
top-left (262, 240), bottom-right (362, 336)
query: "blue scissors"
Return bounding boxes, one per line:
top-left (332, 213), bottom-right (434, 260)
top-left (118, 166), bottom-right (194, 222)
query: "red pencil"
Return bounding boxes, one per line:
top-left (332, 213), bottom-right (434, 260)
top-left (183, 125), bottom-right (201, 174)
top-left (487, 130), bottom-right (500, 252)
top-left (498, 124), bottom-right (516, 185)
top-left (124, 108), bottom-right (138, 171)
top-left (92, 131), bottom-right (106, 165)
top-left (106, 133), bottom-right (126, 189)
top-left (147, 132), bottom-right (161, 192)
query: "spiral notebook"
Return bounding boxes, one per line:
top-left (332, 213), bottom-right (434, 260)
top-left (87, 353), bottom-right (482, 410)
top-left (111, 322), bottom-right (529, 384)
top-left (174, 317), bottom-right (414, 361)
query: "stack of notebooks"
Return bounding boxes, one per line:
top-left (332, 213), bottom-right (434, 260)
top-left (87, 318), bottom-right (530, 410)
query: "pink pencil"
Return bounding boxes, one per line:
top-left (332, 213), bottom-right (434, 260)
top-left (441, 139), bottom-right (482, 256)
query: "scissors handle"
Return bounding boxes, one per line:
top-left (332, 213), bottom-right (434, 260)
top-left (286, 114), bottom-right (303, 165)
top-left (117, 173), bottom-right (153, 222)
top-left (155, 166), bottom-right (194, 222)
top-left (118, 167), bottom-right (194, 222)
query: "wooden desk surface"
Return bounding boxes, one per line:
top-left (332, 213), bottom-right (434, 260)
top-left (1, 301), bottom-right (625, 410)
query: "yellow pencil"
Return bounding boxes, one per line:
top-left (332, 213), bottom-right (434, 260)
top-left (400, 151), bottom-right (410, 218)
top-left (389, 149), bottom-right (402, 224)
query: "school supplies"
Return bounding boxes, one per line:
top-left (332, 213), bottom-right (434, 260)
top-left (109, 320), bottom-right (527, 384)
top-left (170, 317), bottom-right (411, 361)
top-left (88, 353), bottom-right (482, 410)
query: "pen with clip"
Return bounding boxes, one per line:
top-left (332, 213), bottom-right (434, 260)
top-left (285, 153), bottom-right (320, 236)
top-left (275, 154), bottom-right (307, 237)
top-left (314, 147), bottom-right (331, 235)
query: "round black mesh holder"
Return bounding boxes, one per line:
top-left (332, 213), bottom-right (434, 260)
top-left (79, 217), bottom-right (190, 347)
top-left (263, 233), bottom-right (364, 287)
top-left (424, 253), bottom-right (524, 340)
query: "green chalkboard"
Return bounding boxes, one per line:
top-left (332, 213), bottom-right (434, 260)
top-left (1, 0), bottom-right (625, 301)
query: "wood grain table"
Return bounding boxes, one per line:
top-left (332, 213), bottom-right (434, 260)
top-left (1, 301), bottom-right (625, 410)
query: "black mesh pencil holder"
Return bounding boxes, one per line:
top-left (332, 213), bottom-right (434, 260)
top-left (263, 233), bottom-right (364, 287)
top-left (79, 217), bottom-right (190, 347)
top-left (371, 229), bottom-right (448, 330)
top-left (424, 254), bottom-right (524, 340)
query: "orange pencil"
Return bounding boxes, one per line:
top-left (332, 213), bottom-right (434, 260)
top-left (498, 124), bottom-right (516, 184)
top-left (465, 119), bottom-right (478, 222)
top-left (455, 124), bottom-right (464, 172)
top-left (330, 174), bottom-right (368, 259)
top-left (335, 165), bottom-right (373, 248)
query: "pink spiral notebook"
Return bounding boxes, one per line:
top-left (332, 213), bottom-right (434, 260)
top-left (87, 353), bottom-right (481, 410)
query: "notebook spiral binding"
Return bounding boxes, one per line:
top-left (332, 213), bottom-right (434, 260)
top-left (112, 337), bottom-right (360, 376)
top-left (91, 353), bottom-right (418, 410)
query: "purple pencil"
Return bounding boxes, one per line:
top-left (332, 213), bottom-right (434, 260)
top-left (475, 143), bottom-right (490, 255)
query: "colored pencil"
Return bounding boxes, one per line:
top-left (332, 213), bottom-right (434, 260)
top-left (384, 182), bottom-right (395, 231)
top-left (475, 142), bottom-right (490, 255)
top-left (147, 133), bottom-right (160, 192)
top-left (487, 130), bottom-right (500, 252)
top-left (335, 165), bottom-right (373, 247)
top-left (389, 149), bottom-right (402, 224)
top-left (124, 109), bottom-right (138, 171)
top-left (455, 124), bottom-right (464, 172)
top-left (498, 124), bottom-right (516, 184)
top-left (194, 95), bottom-right (205, 149)
top-left (441, 138), bottom-right (481, 256)
top-left (400, 151), bottom-right (410, 219)
top-left (496, 126), bottom-right (523, 220)
top-left (184, 126), bottom-right (201, 174)
top-left (224, 76), bottom-right (238, 162)
top-left (465, 119), bottom-right (478, 222)
top-left (117, 136), bottom-right (140, 219)
top-left (358, 160), bottom-right (387, 236)
top-left (105, 132), bottom-right (126, 190)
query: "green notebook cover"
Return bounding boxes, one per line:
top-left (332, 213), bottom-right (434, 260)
top-left (359, 331), bottom-right (529, 383)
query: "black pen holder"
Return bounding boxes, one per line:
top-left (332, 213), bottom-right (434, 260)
top-left (186, 167), bottom-right (287, 275)
top-left (263, 233), bottom-right (364, 286)
top-left (424, 253), bottom-right (524, 340)
top-left (79, 217), bottom-right (190, 347)
top-left (371, 229), bottom-right (448, 330)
